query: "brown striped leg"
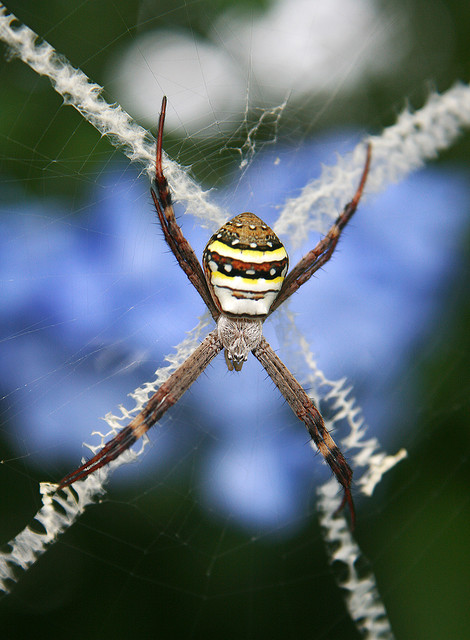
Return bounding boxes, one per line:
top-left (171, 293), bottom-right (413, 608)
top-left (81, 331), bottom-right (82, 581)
top-left (59, 330), bottom-right (223, 488)
top-left (252, 337), bottom-right (355, 528)
top-left (151, 96), bottom-right (220, 321)
top-left (268, 144), bottom-right (371, 316)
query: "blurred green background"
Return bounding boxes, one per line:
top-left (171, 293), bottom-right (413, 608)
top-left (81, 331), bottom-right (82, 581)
top-left (0, 1), bottom-right (469, 639)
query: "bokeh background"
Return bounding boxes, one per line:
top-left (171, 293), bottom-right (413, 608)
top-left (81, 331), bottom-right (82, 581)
top-left (0, 1), bottom-right (469, 638)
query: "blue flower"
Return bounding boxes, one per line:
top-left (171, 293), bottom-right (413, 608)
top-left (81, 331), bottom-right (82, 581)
top-left (1, 136), bottom-right (468, 533)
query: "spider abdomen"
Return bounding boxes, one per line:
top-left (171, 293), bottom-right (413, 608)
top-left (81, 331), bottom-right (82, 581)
top-left (203, 212), bottom-right (288, 318)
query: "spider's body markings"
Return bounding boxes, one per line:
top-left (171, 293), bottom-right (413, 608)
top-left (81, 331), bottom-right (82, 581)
top-left (59, 96), bottom-right (371, 529)
top-left (203, 212), bottom-right (288, 318)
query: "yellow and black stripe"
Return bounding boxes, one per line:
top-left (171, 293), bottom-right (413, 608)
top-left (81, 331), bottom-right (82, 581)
top-left (203, 212), bottom-right (288, 317)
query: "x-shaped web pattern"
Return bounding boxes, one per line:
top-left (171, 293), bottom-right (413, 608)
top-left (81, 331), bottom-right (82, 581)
top-left (1, 5), bottom-right (470, 637)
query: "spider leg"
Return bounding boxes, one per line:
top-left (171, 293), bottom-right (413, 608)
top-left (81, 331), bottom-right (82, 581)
top-left (59, 330), bottom-right (223, 488)
top-left (252, 337), bottom-right (355, 528)
top-left (268, 143), bottom-right (371, 315)
top-left (151, 97), bottom-right (220, 321)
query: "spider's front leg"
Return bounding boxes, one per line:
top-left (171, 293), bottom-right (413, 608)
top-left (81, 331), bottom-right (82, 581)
top-left (253, 337), bottom-right (355, 527)
top-left (151, 96), bottom-right (220, 320)
top-left (59, 330), bottom-right (223, 488)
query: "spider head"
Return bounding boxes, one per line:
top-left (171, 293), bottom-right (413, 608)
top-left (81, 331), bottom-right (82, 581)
top-left (217, 315), bottom-right (263, 372)
top-left (224, 349), bottom-right (245, 372)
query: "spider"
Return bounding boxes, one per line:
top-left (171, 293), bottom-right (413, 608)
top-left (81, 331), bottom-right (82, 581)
top-left (59, 97), bottom-right (371, 528)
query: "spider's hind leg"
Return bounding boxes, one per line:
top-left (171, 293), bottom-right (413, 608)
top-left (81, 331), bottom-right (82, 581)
top-left (269, 143), bottom-right (371, 316)
top-left (151, 97), bottom-right (220, 320)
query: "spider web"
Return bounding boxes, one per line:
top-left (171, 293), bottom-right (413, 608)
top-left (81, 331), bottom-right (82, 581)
top-left (1, 3), bottom-right (470, 640)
